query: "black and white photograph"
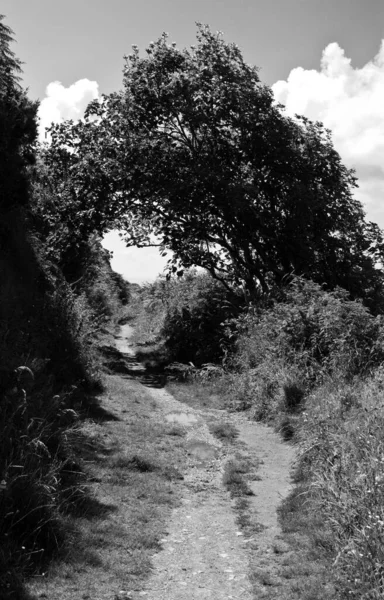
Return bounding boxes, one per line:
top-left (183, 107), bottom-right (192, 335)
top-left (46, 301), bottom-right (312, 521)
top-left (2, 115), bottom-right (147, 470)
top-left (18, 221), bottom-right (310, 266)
top-left (1, 1), bottom-right (384, 598)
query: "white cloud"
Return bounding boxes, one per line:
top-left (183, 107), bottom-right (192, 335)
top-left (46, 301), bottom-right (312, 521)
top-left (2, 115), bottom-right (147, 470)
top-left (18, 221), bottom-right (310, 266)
top-left (273, 41), bottom-right (384, 227)
top-left (38, 79), bottom-right (99, 141)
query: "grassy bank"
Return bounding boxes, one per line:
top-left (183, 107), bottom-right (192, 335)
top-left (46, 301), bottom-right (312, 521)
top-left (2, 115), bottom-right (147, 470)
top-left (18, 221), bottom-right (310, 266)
top-left (26, 374), bottom-right (186, 599)
top-left (0, 233), bottom-right (131, 598)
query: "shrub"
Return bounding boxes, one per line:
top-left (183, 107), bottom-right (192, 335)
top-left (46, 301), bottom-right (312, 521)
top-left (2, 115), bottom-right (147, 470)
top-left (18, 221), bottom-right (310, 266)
top-left (73, 238), bottom-right (130, 322)
top-left (238, 278), bottom-right (384, 378)
top-left (129, 270), bottom-right (241, 365)
top-left (160, 271), bottom-right (240, 365)
top-left (43, 283), bottom-right (102, 388)
top-left (226, 277), bottom-right (384, 418)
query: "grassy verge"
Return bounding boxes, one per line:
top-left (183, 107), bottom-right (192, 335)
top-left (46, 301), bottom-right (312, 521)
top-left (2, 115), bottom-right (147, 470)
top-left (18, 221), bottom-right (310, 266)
top-left (227, 375), bottom-right (384, 599)
top-left (223, 457), bottom-right (255, 497)
top-left (26, 374), bottom-right (186, 599)
top-left (273, 482), bottom-right (336, 600)
top-left (0, 269), bottom-right (117, 599)
top-left (166, 378), bottom-right (228, 411)
top-left (292, 378), bottom-right (384, 599)
top-left (167, 376), bottom-right (337, 598)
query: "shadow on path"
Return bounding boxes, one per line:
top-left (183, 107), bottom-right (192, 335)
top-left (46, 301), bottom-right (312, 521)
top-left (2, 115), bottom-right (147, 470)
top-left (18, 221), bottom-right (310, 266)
top-left (100, 344), bottom-right (166, 389)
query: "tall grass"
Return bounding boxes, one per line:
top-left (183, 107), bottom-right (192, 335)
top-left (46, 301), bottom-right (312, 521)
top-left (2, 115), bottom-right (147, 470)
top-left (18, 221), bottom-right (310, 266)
top-left (0, 384), bottom-right (84, 596)
top-left (220, 278), bottom-right (384, 598)
top-left (0, 232), bottom-right (129, 597)
top-left (298, 377), bottom-right (384, 598)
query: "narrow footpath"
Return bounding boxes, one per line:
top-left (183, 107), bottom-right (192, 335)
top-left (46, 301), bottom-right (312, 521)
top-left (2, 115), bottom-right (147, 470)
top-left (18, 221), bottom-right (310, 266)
top-left (28, 325), bottom-right (296, 600)
top-left (116, 325), bottom-right (296, 600)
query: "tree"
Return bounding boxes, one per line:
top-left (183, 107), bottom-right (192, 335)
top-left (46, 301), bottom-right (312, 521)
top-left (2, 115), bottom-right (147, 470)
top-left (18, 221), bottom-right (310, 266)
top-left (43, 25), bottom-right (384, 306)
top-left (0, 14), bottom-right (22, 87)
top-left (0, 14), bottom-right (37, 216)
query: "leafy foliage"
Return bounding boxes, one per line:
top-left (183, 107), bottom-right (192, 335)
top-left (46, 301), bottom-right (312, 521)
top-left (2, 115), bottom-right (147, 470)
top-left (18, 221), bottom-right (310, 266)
top-left (43, 25), bottom-right (384, 306)
top-left (233, 278), bottom-right (384, 382)
top-left (222, 277), bottom-right (384, 419)
top-left (142, 271), bottom-right (239, 365)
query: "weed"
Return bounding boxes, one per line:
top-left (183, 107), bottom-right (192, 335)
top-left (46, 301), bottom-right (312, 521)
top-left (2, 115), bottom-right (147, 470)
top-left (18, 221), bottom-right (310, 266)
top-left (223, 459), bottom-right (254, 497)
top-left (114, 453), bottom-right (159, 472)
top-left (166, 424), bottom-right (186, 436)
top-left (251, 568), bottom-right (281, 587)
top-left (210, 421), bottom-right (239, 441)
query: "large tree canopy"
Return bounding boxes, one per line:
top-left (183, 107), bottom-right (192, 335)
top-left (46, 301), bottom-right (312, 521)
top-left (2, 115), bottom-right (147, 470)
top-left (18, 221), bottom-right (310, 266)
top-left (42, 25), bottom-right (384, 305)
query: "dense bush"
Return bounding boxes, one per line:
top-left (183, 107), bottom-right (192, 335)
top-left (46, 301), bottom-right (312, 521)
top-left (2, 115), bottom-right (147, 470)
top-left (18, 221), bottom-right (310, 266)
top-left (158, 271), bottom-right (240, 365)
top-left (225, 278), bottom-right (384, 416)
top-left (43, 282), bottom-right (102, 386)
top-left (69, 237), bottom-right (130, 322)
top-left (0, 257), bottom-right (98, 596)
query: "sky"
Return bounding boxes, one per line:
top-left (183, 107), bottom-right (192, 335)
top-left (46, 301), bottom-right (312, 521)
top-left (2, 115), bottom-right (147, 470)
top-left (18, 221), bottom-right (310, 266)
top-left (3, 0), bottom-right (384, 282)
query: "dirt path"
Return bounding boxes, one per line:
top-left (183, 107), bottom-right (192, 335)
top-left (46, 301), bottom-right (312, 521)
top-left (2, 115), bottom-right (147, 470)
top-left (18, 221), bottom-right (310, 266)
top-left (116, 325), bottom-right (296, 599)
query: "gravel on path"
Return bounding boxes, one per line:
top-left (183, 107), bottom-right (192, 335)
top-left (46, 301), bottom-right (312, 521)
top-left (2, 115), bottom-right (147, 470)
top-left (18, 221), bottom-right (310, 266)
top-left (117, 324), bottom-right (296, 600)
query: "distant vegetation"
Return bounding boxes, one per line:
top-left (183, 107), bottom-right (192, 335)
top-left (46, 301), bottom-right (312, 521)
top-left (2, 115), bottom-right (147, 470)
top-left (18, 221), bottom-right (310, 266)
top-left (2, 12), bottom-right (384, 599)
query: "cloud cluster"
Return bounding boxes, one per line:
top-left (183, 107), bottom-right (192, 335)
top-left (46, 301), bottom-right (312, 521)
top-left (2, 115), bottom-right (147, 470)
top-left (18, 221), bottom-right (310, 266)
top-left (38, 79), bottom-right (99, 141)
top-left (272, 41), bottom-right (384, 226)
